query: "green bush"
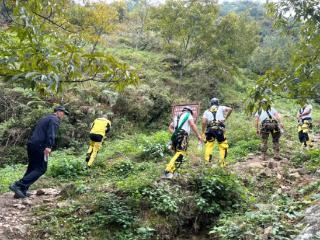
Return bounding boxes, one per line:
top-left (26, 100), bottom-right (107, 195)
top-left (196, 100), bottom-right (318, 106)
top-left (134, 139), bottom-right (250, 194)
top-left (305, 149), bottom-right (320, 172)
top-left (109, 159), bottom-right (135, 178)
top-left (194, 168), bottom-right (247, 215)
top-left (229, 139), bottom-right (261, 159)
top-left (116, 162), bottom-right (162, 193)
top-left (47, 152), bottom-right (87, 179)
top-left (0, 145), bottom-right (27, 166)
top-left (137, 131), bottom-right (171, 161)
top-left (0, 164), bottom-right (25, 193)
top-left (93, 193), bottom-right (136, 228)
top-left (113, 85), bottom-right (172, 128)
top-left (210, 201), bottom-right (301, 240)
top-left (227, 112), bottom-right (257, 144)
top-left (141, 182), bottom-right (183, 215)
top-left (291, 149), bottom-right (320, 172)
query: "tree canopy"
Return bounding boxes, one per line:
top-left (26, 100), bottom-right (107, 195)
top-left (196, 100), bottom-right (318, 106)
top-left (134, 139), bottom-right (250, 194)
top-left (0, 0), bottom-right (139, 95)
top-left (247, 0), bottom-right (320, 110)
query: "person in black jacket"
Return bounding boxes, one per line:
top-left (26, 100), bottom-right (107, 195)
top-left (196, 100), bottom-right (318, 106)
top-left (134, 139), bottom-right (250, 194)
top-left (9, 106), bottom-right (69, 198)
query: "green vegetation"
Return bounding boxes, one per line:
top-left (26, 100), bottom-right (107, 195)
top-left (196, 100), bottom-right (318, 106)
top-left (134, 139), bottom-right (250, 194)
top-left (0, 164), bottom-right (25, 193)
top-left (29, 134), bottom-right (249, 239)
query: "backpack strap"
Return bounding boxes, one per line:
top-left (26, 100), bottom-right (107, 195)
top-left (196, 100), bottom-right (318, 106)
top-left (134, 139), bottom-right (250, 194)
top-left (175, 114), bottom-right (181, 130)
top-left (211, 111), bottom-right (217, 122)
top-left (174, 112), bottom-right (190, 133)
top-left (266, 107), bottom-right (273, 120)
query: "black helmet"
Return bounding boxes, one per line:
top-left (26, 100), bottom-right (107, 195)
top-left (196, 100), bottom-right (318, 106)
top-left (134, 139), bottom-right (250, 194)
top-left (210, 97), bottom-right (219, 106)
top-left (182, 106), bottom-right (193, 115)
top-left (54, 106), bottom-right (69, 115)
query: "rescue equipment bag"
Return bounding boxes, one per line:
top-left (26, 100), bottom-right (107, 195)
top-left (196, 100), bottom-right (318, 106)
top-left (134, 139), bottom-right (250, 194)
top-left (171, 112), bottom-right (190, 142)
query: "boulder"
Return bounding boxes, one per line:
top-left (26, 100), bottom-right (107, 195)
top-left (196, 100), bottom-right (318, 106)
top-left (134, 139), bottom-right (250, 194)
top-left (295, 203), bottom-right (320, 240)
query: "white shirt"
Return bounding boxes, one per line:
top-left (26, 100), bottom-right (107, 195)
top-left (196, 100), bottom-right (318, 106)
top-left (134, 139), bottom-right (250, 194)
top-left (299, 104), bottom-right (312, 119)
top-left (255, 107), bottom-right (278, 122)
top-left (203, 106), bottom-right (227, 122)
top-left (172, 112), bottom-right (193, 135)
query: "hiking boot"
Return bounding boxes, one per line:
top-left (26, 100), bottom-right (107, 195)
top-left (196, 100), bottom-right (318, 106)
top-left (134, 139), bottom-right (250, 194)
top-left (173, 172), bottom-right (180, 177)
top-left (163, 171), bottom-right (174, 179)
top-left (218, 159), bottom-right (227, 168)
top-left (9, 184), bottom-right (26, 199)
top-left (14, 192), bottom-right (31, 199)
top-left (85, 154), bottom-right (90, 162)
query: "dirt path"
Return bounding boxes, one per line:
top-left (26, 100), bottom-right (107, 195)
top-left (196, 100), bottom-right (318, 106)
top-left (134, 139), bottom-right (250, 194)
top-left (0, 188), bottom-right (60, 240)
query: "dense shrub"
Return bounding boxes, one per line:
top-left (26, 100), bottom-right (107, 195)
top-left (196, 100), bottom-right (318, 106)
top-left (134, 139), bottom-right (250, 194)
top-left (193, 168), bottom-right (247, 215)
top-left (291, 149), bottom-right (320, 172)
top-left (136, 131), bottom-right (171, 161)
top-left (0, 146), bottom-right (27, 166)
top-left (0, 164), bottom-right (25, 193)
top-left (109, 159), bottom-right (135, 178)
top-left (47, 152), bottom-right (87, 178)
top-left (93, 193), bottom-right (136, 228)
top-left (141, 182), bottom-right (183, 215)
top-left (229, 139), bottom-right (261, 159)
top-left (210, 199), bottom-right (302, 239)
top-left (115, 162), bottom-right (161, 193)
top-left (0, 86), bottom-right (116, 165)
top-left (113, 85), bottom-right (172, 128)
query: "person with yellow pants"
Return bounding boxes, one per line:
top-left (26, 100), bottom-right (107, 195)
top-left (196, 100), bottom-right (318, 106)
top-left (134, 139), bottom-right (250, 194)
top-left (163, 106), bottom-right (202, 179)
top-left (86, 116), bottom-right (111, 167)
top-left (202, 98), bottom-right (232, 167)
top-left (297, 101), bottom-right (313, 148)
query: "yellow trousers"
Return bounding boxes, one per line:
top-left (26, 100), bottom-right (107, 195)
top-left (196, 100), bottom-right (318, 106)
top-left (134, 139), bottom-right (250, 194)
top-left (165, 150), bottom-right (186, 173)
top-left (298, 122), bottom-right (313, 147)
top-left (86, 141), bottom-right (102, 167)
top-left (204, 140), bottom-right (228, 167)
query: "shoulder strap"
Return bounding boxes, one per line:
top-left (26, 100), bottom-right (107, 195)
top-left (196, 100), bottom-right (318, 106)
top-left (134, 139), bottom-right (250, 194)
top-left (174, 112), bottom-right (190, 133)
top-left (176, 114), bottom-right (181, 129)
top-left (266, 108), bottom-right (273, 120)
top-left (209, 107), bottom-right (217, 121)
top-left (211, 111), bottom-right (216, 121)
top-left (266, 107), bottom-right (273, 120)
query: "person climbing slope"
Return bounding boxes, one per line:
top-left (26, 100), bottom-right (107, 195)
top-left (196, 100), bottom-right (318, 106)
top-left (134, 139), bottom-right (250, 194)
top-left (202, 97), bottom-right (232, 167)
top-left (86, 115), bottom-right (111, 167)
top-left (297, 100), bottom-right (313, 148)
top-left (9, 106), bottom-right (69, 198)
top-left (255, 99), bottom-right (284, 161)
top-left (163, 106), bottom-right (202, 179)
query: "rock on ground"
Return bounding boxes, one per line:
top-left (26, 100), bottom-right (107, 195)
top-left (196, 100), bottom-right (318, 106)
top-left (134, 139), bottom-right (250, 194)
top-left (0, 188), bottom-right (60, 240)
top-left (294, 202), bottom-right (320, 240)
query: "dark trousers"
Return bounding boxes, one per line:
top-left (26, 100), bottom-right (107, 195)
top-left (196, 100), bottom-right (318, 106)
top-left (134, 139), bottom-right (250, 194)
top-left (16, 143), bottom-right (47, 192)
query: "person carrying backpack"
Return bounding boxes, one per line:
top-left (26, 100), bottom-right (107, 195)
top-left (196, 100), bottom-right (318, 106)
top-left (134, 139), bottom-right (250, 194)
top-left (163, 106), bottom-right (202, 179)
top-left (255, 99), bottom-right (284, 161)
top-left (297, 100), bottom-right (313, 148)
top-left (86, 115), bottom-right (111, 167)
top-left (202, 98), bottom-right (233, 167)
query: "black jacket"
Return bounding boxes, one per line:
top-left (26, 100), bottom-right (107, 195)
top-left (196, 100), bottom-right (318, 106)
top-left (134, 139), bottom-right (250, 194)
top-left (28, 114), bottom-right (60, 150)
